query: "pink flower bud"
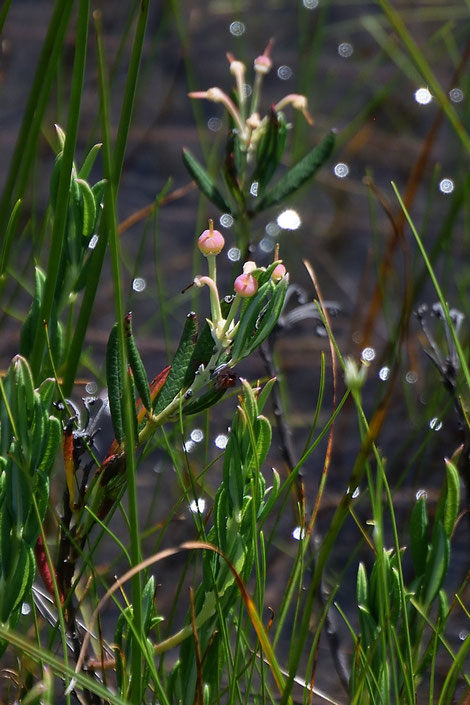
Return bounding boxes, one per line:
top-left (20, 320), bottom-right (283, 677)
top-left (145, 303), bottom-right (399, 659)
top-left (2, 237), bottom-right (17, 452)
top-left (198, 222), bottom-right (225, 256)
top-left (254, 54), bottom-right (272, 74)
top-left (271, 263), bottom-right (286, 282)
top-left (234, 272), bottom-right (258, 298)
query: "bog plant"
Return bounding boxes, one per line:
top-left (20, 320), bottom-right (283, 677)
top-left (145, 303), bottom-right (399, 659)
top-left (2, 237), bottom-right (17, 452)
top-left (0, 7), bottom-right (469, 705)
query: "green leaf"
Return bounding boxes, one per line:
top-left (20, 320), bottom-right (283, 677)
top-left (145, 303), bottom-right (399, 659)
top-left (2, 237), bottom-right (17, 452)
top-left (0, 543), bottom-right (32, 622)
top-left (253, 415), bottom-right (272, 468)
top-left (409, 496), bottom-right (428, 576)
top-left (106, 323), bottom-right (124, 444)
top-left (19, 267), bottom-right (46, 359)
top-left (78, 142), bottom-right (102, 179)
top-left (244, 276), bottom-right (288, 355)
top-left (250, 132), bottom-right (335, 214)
top-left (257, 467), bottom-right (280, 523)
top-left (75, 178), bottom-right (97, 237)
top-left (182, 148), bottom-right (232, 214)
top-left (154, 312), bottom-right (198, 414)
top-left (423, 522), bottom-right (449, 606)
top-left (37, 378), bottom-right (57, 409)
top-left (231, 281), bottom-right (272, 362)
top-left (182, 386), bottom-right (227, 416)
top-left (357, 562), bottom-right (368, 606)
top-left (252, 110), bottom-right (287, 193)
top-left (124, 313), bottom-right (151, 412)
top-left (443, 458), bottom-right (460, 538)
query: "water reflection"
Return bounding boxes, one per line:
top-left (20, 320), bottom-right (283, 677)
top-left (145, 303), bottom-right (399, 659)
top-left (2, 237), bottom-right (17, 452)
top-left (220, 213), bottom-right (234, 228)
top-left (277, 209), bottom-right (301, 230)
top-left (215, 433), bottom-right (229, 449)
top-left (259, 237), bottom-right (274, 253)
top-left (416, 489), bottom-right (428, 500)
top-left (439, 178), bottom-right (454, 194)
top-left (405, 370), bottom-right (418, 384)
top-left (229, 21), bottom-right (245, 36)
top-left (208, 116), bottom-right (221, 131)
top-left (277, 65), bottom-right (293, 80)
top-left (265, 221), bottom-right (281, 237)
top-left (414, 87), bottom-right (432, 105)
top-left (88, 234), bottom-right (99, 249)
top-left (85, 381), bottom-right (98, 394)
top-left (379, 366), bottom-right (390, 381)
top-left (227, 247), bottom-right (241, 262)
top-left (132, 277), bottom-right (146, 292)
top-left (189, 498), bottom-right (206, 514)
top-left (361, 347), bottom-right (375, 362)
top-left (449, 87), bottom-right (464, 103)
top-left (190, 428), bottom-right (204, 443)
top-left (429, 417), bottom-right (443, 432)
top-left (338, 42), bottom-right (353, 58)
top-left (292, 526), bottom-right (305, 540)
top-left (334, 162), bottom-right (349, 178)
top-left (302, 0), bottom-right (319, 8)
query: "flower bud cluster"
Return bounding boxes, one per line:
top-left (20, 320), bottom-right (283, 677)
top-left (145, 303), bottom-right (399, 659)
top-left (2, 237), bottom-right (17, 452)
top-left (188, 40), bottom-right (313, 154)
top-left (195, 221), bottom-right (287, 353)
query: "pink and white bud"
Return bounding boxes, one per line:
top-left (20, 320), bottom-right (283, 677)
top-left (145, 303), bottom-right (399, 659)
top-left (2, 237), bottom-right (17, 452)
top-left (198, 223), bottom-right (225, 256)
top-left (275, 93), bottom-right (314, 125)
top-left (227, 53), bottom-right (246, 80)
top-left (271, 263), bottom-right (287, 282)
top-left (234, 272), bottom-right (258, 298)
top-left (242, 261), bottom-right (257, 275)
top-left (246, 112), bottom-right (261, 130)
top-left (254, 54), bottom-right (272, 75)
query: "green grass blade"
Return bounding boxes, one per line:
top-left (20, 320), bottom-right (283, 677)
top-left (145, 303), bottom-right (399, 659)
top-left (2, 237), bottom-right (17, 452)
top-left (94, 11), bottom-right (143, 703)
top-left (0, 0), bottom-right (74, 241)
top-left (30, 0), bottom-right (90, 379)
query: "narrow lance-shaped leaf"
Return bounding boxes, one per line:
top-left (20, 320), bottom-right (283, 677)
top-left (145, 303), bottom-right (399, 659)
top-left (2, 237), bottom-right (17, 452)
top-left (250, 131), bottom-right (335, 214)
top-left (409, 495), bottom-right (428, 576)
top-left (106, 323), bottom-right (124, 444)
top-left (75, 178), bottom-right (97, 237)
top-left (78, 142), bottom-right (102, 180)
top-left (423, 522), bottom-right (449, 606)
top-left (245, 276), bottom-right (288, 355)
top-left (443, 458), bottom-right (460, 538)
top-left (124, 312), bottom-right (151, 412)
top-left (154, 312), bottom-right (198, 414)
top-left (19, 268), bottom-right (46, 359)
top-left (182, 387), bottom-right (227, 416)
top-left (231, 281), bottom-right (272, 361)
top-left (182, 148), bottom-right (232, 214)
top-left (252, 110), bottom-right (287, 192)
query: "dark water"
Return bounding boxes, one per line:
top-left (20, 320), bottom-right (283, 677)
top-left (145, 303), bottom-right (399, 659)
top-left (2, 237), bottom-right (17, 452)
top-left (1, 1), bottom-right (470, 702)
